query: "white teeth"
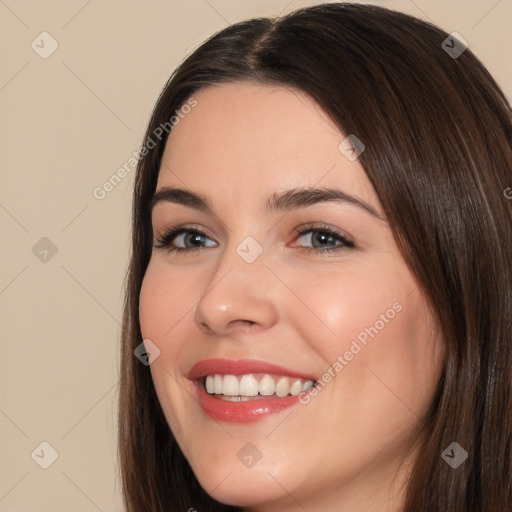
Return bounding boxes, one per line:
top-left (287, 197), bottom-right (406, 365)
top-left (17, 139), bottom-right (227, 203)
top-left (275, 377), bottom-right (290, 397)
top-left (214, 374), bottom-right (223, 394)
top-left (302, 380), bottom-right (313, 392)
top-left (219, 395), bottom-right (258, 402)
top-left (223, 375), bottom-right (239, 396)
top-left (205, 375), bottom-right (215, 394)
top-left (289, 379), bottom-right (302, 396)
top-left (259, 374), bottom-right (275, 396)
top-left (239, 375), bottom-right (259, 396)
top-left (221, 395), bottom-right (241, 402)
top-left (203, 373), bottom-right (315, 398)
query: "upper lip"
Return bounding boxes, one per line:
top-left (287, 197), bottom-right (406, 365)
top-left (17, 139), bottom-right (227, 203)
top-left (187, 358), bottom-right (318, 381)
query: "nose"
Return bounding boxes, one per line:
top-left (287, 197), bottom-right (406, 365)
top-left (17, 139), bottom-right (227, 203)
top-left (193, 243), bottom-right (279, 337)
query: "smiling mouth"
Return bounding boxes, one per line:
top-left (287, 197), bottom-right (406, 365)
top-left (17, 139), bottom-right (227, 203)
top-left (202, 373), bottom-right (316, 401)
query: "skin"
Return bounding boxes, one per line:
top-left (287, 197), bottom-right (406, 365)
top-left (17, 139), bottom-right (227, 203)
top-left (139, 82), bottom-right (445, 512)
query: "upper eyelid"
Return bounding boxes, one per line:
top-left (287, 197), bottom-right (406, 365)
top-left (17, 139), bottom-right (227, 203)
top-left (151, 205), bottom-right (233, 235)
top-left (154, 223), bottom-right (347, 238)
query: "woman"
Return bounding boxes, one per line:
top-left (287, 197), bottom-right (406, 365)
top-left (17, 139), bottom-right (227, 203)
top-left (118, 3), bottom-right (512, 511)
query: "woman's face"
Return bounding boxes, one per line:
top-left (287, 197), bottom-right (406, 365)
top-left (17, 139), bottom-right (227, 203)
top-left (139, 82), bottom-right (445, 511)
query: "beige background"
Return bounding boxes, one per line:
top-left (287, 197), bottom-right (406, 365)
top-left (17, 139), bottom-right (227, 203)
top-left (0, 1), bottom-right (510, 510)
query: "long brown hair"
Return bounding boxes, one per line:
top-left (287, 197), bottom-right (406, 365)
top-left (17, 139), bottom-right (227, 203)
top-left (118, 3), bottom-right (512, 510)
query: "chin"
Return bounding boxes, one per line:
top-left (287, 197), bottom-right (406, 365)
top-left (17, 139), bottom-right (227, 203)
top-left (193, 465), bottom-right (284, 507)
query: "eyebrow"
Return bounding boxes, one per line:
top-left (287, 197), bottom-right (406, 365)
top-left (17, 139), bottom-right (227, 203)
top-left (150, 186), bottom-right (384, 220)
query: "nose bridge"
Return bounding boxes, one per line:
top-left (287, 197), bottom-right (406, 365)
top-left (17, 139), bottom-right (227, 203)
top-left (193, 232), bottom-right (278, 335)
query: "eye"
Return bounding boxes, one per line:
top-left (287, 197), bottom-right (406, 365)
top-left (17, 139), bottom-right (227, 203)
top-left (153, 223), bottom-right (355, 255)
top-left (291, 223), bottom-right (355, 253)
top-left (154, 226), bottom-right (216, 253)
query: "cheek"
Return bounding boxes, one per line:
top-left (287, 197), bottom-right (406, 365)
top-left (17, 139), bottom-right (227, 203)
top-left (288, 263), bottom-right (408, 360)
top-left (138, 262), bottom-right (200, 403)
top-left (291, 262), bottom-right (442, 421)
top-left (139, 261), bottom-right (197, 341)
top-left (138, 263), bottom-right (198, 442)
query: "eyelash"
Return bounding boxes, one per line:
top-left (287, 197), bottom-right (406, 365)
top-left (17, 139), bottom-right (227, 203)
top-left (154, 223), bottom-right (355, 255)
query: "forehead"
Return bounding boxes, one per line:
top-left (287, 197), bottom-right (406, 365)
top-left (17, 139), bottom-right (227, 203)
top-left (156, 82), bottom-right (378, 210)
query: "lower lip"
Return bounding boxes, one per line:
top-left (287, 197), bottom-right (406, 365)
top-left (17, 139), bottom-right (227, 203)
top-left (193, 380), bottom-right (302, 423)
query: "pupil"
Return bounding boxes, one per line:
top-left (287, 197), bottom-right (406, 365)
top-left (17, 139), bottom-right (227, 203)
top-left (315, 231), bottom-right (333, 247)
top-left (190, 233), bottom-right (203, 246)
